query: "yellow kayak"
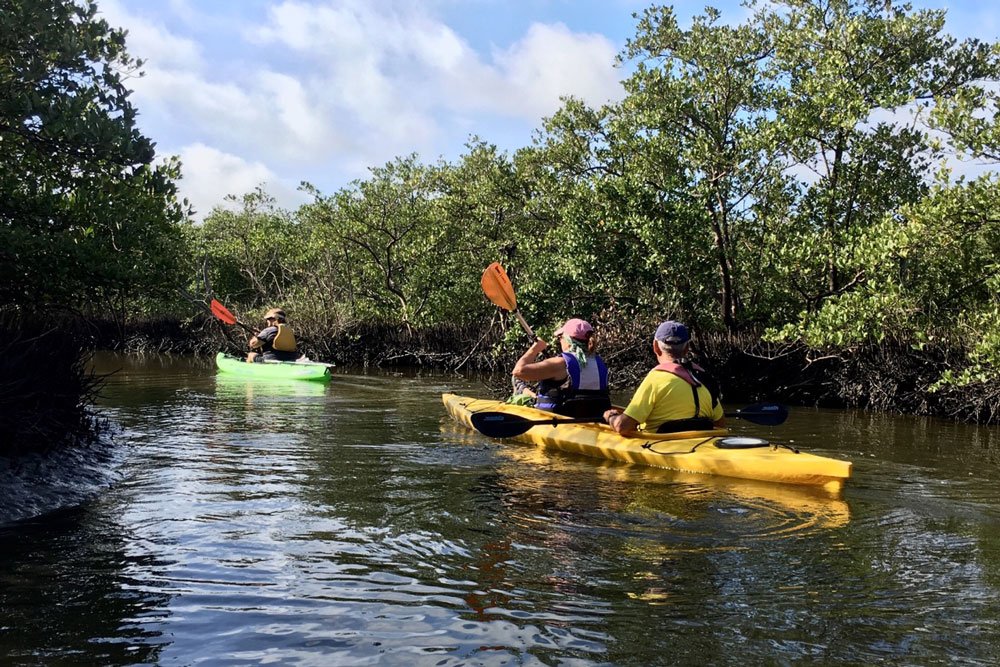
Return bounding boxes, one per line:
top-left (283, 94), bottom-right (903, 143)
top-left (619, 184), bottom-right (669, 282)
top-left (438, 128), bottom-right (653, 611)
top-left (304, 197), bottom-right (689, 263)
top-left (442, 393), bottom-right (852, 492)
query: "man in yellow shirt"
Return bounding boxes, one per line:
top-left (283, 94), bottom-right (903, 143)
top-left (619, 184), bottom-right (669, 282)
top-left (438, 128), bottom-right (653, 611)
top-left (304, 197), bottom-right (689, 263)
top-left (603, 321), bottom-right (725, 435)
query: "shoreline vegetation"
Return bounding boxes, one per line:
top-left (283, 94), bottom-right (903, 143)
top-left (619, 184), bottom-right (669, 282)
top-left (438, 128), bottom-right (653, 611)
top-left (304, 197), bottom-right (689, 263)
top-left (0, 316), bottom-right (108, 459)
top-left (6, 0), bottom-right (1000, 464)
top-left (66, 312), bottom-right (1000, 422)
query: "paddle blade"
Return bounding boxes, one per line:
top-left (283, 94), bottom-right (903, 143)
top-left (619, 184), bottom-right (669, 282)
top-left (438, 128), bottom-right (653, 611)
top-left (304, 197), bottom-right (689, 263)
top-left (210, 299), bottom-right (238, 325)
top-left (471, 411), bottom-right (535, 438)
top-left (481, 262), bottom-right (517, 311)
top-left (729, 403), bottom-right (788, 426)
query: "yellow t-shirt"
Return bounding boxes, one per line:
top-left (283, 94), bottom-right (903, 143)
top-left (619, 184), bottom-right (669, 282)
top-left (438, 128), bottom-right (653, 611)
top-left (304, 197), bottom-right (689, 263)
top-left (623, 369), bottom-right (723, 432)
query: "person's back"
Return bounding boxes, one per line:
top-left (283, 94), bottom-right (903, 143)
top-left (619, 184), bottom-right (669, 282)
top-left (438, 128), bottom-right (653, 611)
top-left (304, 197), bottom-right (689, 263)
top-left (536, 348), bottom-right (610, 418)
top-left (512, 318), bottom-right (610, 418)
top-left (603, 321), bottom-right (724, 435)
top-left (623, 360), bottom-right (718, 432)
top-left (247, 308), bottom-right (299, 362)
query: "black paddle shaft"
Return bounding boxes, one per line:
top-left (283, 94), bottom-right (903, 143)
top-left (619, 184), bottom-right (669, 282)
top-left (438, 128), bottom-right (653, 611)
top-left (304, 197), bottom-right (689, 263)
top-left (469, 402), bottom-right (788, 439)
top-left (470, 412), bottom-right (600, 438)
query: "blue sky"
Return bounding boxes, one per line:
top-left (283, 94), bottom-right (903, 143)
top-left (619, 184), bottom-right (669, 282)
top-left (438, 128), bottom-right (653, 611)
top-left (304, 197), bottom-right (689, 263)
top-left (101, 1), bottom-right (998, 219)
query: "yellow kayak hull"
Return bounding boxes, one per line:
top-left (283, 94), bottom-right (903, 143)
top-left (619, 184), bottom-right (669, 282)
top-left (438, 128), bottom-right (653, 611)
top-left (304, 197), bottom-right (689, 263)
top-left (442, 393), bottom-right (852, 492)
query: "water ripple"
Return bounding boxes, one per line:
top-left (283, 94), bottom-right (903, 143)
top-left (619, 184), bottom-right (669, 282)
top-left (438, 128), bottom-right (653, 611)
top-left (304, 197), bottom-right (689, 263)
top-left (2, 356), bottom-right (999, 665)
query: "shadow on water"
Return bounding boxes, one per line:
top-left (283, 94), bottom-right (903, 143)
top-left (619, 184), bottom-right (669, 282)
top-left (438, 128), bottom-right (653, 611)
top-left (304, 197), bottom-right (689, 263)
top-left (0, 505), bottom-right (172, 664)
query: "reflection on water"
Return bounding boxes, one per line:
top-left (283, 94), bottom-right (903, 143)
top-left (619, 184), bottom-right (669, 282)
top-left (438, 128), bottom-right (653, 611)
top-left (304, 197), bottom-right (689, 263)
top-left (465, 429), bottom-right (853, 537)
top-left (0, 352), bottom-right (998, 664)
top-left (214, 372), bottom-right (330, 400)
top-left (0, 507), bottom-right (171, 665)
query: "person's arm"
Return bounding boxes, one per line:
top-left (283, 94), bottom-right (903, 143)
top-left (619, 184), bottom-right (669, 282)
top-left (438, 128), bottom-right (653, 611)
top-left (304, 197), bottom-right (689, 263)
top-left (249, 327), bottom-right (276, 350)
top-left (605, 374), bottom-right (656, 435)
top-left (512, 340), bottom-right (568, 382)
top-left (603, 409), bottom-right (640, 435)
top-left (511, 376), bottom-right (537, 397)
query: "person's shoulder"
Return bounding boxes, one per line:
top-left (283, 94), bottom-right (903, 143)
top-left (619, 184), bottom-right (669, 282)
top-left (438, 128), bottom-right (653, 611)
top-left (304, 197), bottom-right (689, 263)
top-left (642, 367), bottom-right (682, 388)
top-left (543, 355), bottom-right (570, 372)
top-left (640, 366), bottom-right (666, 381)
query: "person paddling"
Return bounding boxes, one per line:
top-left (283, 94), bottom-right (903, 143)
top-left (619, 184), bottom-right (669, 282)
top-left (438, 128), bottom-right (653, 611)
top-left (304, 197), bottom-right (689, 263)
top-left (247, 308), bottom-right (299, 362)
top-left (603, 320), bottom-right (724, 435)
top-left (511, 318), bottom-right (611, 418)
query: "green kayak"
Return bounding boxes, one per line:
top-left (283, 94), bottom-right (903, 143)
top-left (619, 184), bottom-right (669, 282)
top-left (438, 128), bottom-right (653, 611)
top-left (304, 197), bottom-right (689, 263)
top-left (214, 352), bottom-right (332, 382)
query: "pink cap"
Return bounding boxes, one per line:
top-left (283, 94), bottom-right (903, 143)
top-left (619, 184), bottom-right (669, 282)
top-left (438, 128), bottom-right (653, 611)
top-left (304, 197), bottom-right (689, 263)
top-left (554, 318), bottom-right (593, 341)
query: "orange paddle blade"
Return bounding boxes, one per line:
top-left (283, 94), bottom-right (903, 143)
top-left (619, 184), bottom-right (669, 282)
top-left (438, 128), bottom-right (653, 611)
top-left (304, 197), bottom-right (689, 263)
top-left (210, 299), bottom-right (238, 325)
top-left (481, 262), bottom-right (517, 311)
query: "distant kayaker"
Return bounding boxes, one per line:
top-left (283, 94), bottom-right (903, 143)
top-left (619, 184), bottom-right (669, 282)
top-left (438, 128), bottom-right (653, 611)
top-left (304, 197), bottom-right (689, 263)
top-left (603, 320), bottom-right (724, 435)
top-left (247, 308), bottom-right (299, 362)
top-left (511, 318), bottom-right (611, 418)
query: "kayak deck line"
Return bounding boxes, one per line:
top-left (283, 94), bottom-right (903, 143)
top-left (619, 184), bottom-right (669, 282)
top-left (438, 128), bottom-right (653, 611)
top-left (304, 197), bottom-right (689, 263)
top-left (443, 393), bottom-right (852, 492)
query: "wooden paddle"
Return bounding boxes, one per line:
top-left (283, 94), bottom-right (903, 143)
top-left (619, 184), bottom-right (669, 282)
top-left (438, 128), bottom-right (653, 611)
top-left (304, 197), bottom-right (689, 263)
top-left (210, 299), bottom-right (257, 335)
top-left (470, 402), bottom-right (790, 439)
top-left (481, 262), bottom-right (537, 341)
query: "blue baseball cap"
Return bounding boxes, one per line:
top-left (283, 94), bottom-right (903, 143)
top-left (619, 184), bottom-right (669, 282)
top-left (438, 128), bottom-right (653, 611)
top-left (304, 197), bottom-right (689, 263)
top-left (655, 320), bottom-right (690, 344)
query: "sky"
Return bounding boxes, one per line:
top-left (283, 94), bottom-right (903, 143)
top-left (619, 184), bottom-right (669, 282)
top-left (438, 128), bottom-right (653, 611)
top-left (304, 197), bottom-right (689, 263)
top-left (100, 0), bottom-right (999, 220)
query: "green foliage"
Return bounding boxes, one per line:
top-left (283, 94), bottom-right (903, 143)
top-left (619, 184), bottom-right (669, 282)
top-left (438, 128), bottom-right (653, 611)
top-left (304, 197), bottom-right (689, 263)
top-left (302, 154), bottom-right (491, 329)
top-left (0, 0), bottom-right (188, 318)
top-left (197, 187), bottom-right (301, 304)
top-left (187, 0), bottom-right (1000, 389)
top-left (759, 0), bottom-right (986, 314)
top-left (615, 6), bottom-right (797, 330)
top-left (196, 146), bottom-right (537, 333)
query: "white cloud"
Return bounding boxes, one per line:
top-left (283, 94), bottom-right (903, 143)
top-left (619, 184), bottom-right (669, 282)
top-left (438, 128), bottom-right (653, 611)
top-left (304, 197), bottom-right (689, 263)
top-left (489, 22), bottom-right (621, 119)
top-left (173, 144), bottom-right (307, 218)
top-left (258, 72), bottom-right (333, 152)
top-left (110, 0), bottom-right (627, 216)
top-left (97, 0), bottom-right (203, 70)
top-left (249, 1), bottom-right (623, 124)
top-left (130, 65), bottom-right (350, 165)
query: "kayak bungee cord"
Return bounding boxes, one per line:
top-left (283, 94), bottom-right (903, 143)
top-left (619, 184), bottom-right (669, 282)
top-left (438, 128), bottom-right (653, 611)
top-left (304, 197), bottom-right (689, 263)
top-left (642, 437), bottom-right (800, 455)
top-left (642, 436), bottom-right (719, 455)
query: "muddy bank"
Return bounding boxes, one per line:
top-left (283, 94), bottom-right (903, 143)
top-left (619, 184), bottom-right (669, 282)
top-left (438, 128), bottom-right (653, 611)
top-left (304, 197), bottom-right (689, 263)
top-left (87, 315), bottom-right (503, 369)
top-left (0, 314), bottom-right (121, 524)
top-left (19, 311), bottom-right (997, 427)
top-left (696, 334), bottom-right (995, 424)
top-left (0, 315), bottom-right (107, 457)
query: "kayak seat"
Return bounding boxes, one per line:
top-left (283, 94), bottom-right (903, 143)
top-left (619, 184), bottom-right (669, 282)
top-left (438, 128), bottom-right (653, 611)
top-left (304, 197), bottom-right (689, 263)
top-left (555, 395), bottom-right (612, 419)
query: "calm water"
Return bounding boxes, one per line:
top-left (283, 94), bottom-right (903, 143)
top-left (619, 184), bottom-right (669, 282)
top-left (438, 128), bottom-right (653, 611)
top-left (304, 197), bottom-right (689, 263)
top-left (2, 352), bottom-right (1000, 665)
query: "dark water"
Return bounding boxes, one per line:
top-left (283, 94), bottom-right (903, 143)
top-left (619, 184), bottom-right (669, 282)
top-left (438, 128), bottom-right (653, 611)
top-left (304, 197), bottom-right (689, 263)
top-left (2, 352), bottom-right (1000, 665)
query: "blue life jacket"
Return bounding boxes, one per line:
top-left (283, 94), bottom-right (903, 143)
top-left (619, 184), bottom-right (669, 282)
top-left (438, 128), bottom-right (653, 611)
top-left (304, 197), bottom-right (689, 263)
top-left (535, 352), bottom-right (610, 417)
